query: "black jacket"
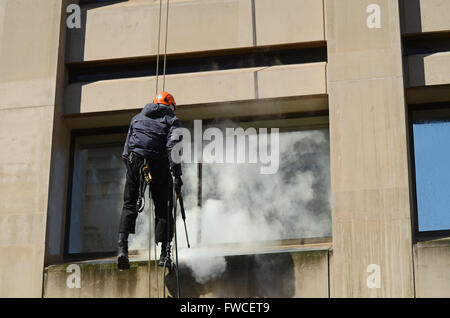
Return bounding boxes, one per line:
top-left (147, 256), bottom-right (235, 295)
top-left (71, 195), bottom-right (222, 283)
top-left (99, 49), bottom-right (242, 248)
top-left (123, 103), bottom-right (182, 177)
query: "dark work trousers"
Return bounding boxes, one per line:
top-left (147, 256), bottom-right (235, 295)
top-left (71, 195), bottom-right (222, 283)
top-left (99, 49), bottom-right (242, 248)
top-left (119, 152), bottom-right (174, 244)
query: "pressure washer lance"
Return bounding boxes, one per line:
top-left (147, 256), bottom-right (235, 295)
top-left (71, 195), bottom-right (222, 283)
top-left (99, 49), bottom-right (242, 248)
top-left (177, 193), bottom-right (190, 248)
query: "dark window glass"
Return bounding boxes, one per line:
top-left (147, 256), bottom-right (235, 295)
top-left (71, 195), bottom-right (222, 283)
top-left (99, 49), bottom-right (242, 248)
top-left (68, 133), bottom-right (126, 254)
top-left (198, 128), bottom-right (331, 244)
top-left (177, 117), bottom-right (331, 247)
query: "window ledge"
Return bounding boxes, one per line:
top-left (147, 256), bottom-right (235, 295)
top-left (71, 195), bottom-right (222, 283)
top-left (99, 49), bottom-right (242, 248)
top-left (49, 239), bottom-right (332, 268)
top-left (415, 236), bottom-right (450, 248)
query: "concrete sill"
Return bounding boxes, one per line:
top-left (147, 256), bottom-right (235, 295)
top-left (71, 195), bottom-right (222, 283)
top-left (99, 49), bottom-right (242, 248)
top-left (46, 238), bottom-right (332, 268)
top-left (43, 240), bottom-right (332, 298)
top-left (415, 237), bottom-right (450, 248)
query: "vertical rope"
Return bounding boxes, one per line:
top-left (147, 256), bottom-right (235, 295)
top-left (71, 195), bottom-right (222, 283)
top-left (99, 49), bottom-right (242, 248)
top-left (155, 0), bottom-right (163, 94)
top-left (162, 0), bottom-right (170, 91)
top-left (148, 189), bottom-right (152, 298)
top-left (152, 201), bottom-right (159, 297)
top-left (152, 0), bottom-right (173, 299)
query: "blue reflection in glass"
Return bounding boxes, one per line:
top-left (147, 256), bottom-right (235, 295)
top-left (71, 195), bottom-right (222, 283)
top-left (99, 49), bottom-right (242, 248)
top-left (413, 121), bottom-right (450, 232)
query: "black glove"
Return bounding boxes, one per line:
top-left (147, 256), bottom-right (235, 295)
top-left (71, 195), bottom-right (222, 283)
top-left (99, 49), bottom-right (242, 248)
top-left (174, 177), bottom-right (183, 196)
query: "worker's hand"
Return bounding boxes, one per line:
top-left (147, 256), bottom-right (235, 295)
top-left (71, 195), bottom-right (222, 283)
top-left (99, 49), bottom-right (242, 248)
top-left (174, 177), bottom-right (183, 196)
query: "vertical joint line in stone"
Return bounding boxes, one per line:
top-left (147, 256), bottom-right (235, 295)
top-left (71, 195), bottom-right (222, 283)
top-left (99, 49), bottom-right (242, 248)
top-left (251, 0), bottom-right (257, 46)
top-left (253, 71), bottom-right (259, 99)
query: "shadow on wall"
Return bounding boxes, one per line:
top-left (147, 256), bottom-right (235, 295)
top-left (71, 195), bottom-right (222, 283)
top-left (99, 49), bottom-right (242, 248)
top-left (67, 0), bottom-right (131, 61)
top-left (399, 0), bottom-right (425, 88)
top-left (399, 0), bottom-right (422, 34)
top-left (165, 253), bottom-right (296, 298)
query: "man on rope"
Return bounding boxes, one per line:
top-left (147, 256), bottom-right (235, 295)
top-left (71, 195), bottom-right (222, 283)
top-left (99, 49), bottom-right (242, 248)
top-left (117, 91), bottom-right (183, 270)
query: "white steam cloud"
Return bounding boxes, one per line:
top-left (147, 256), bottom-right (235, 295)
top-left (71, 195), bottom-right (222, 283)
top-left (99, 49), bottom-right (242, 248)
top-left (129, 126), bottom-right (331, 285)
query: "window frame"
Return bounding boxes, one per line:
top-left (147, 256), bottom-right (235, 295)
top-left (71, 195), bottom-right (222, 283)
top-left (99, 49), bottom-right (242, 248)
top-left (64, 126), bottom-right (129, 262)
top-left (408, 102), bottom-right (450, 242)
top-left (194, 114), bottom-right (332, 247)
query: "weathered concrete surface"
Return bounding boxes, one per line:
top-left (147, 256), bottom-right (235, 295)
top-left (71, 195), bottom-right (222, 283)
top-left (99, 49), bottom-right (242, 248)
top-left (254, 0), bottom-right (325, 46)
top-left (414, 238), bottom-right (450, 298)
top-left (400, 0), bottom-right (450, 34)
top-left (43, 249), bottom-right (330, 298)
top-left (325, 0), bottom-right (414, 297)
top-left (63, 62), bottom-right (327, 115)
top-left (292, 251), bottom-right (329, 298)
top-left (0, 0), bottom-right (63, 297)
top-left (67, 0), bottom-right (325, 63)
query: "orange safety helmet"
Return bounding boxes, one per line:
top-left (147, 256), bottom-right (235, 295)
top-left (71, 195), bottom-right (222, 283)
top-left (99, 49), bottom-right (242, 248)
top-left (153, 91), bottom-right (176, 110)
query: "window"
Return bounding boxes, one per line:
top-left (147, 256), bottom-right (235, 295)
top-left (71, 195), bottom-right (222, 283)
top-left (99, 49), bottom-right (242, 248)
top-left (172, 116), bottom-right (331, 249)
top-left (410, 105), bottom-right (450, 239)
top-left (195, 120), bottom-right (331, 245)
top-left (65, 116), bottom-right (331, 258)
top-left (66, 131), bottom-right (127, 257)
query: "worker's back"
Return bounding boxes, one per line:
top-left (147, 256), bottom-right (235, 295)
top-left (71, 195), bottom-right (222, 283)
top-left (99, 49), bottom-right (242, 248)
top-left (123, 102), bottom-right (180, 160)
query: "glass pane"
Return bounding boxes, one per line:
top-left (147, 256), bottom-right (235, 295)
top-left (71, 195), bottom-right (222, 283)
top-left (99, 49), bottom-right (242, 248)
top-left (68, 135), bottom-right (126, 254)
top-left (413, 120), bottom-right (450, 232)
top-left (198, 128), bottom-right (331, 244)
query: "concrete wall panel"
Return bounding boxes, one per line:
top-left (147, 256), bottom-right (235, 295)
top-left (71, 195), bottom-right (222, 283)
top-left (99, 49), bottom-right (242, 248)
top-left (0, 0), bottom-right (63, 297)
top-left (68, 0), bottom-right (253, 62)
top-left (0, 79), bottom-right (57, 110)
top-left (0, 245), bottom-right (46, 297)
top-left (0, 0), bottom-right (60, 82)
top-left (292, 251), bottom-right (329, 298)
top-left (257, 63), bottom-right (326, 99)
top-left (325, 0), bottom-right (414, 297)
top-left (0, 105), bottom-right (55, 297)
top-left (43, 250), bottom-right (329, 298)
top-left (0, 107), bottom-right (54, 213)
top-left (67, 0), bottom-right (325, 63)
top-left (0, 0), bottom-right (60, 110)
top-left (64, 63), bottom-right (327, 115)
top-left (255, 0), bottom-right (324, 46)
top-left (414, 239), bottom-right (450, 298)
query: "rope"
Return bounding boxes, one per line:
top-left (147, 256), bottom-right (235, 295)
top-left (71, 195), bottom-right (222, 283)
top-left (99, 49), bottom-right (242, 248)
top-left (155, 0), bottom-right (170, 93)
top-left (162, 0), bottom-right (170, 91)
top-left (148, 191), bottom-right (152, 298)
top-left (173, 186), bottom-right (180, 297)
top-left (153, 0), bottom-right (174, 299)
top-left (151, 199), bottom-right (160, 297)
top-left (155, 0), bottom-right (162, 94)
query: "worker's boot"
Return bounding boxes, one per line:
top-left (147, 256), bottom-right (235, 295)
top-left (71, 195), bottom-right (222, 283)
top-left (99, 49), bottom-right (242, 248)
top-left (117, 232), bottom-right (130, 270)
top-left (158, 242), bottom-right (172, 267)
